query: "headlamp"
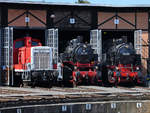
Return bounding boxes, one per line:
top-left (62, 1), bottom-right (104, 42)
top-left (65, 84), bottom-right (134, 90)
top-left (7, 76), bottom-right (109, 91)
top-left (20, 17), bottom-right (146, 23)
top-left (136, 67), bottom-right (140, 70)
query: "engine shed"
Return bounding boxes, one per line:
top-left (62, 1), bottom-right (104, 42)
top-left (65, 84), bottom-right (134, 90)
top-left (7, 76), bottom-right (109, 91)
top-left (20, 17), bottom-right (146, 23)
top-left (0, 0), bottom-right (149, 85)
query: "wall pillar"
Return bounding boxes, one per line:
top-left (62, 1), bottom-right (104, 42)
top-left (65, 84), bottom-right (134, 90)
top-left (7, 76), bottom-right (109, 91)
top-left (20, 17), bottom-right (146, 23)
top-left (1, 7), bottom-right (8, 27)
top-left (147, 11), bottom-right (150, 74)
top-left (46, 9), bottom-right (54, 29)
top-left (91, 9), bottom-right (98, 29)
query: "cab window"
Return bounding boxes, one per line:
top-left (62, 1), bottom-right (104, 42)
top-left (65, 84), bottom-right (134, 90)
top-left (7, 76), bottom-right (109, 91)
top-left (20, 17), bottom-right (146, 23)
top-left (32, 41), bottom-right (39, 46)
top-left (15, 41), bottom-right (25, 48)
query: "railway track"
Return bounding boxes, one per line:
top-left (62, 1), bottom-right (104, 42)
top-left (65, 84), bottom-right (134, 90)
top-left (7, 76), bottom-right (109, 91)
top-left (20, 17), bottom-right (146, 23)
top-left (1, 86), bottom-right (150, 108)
top-left (1, 86), bottom-right (150, 97)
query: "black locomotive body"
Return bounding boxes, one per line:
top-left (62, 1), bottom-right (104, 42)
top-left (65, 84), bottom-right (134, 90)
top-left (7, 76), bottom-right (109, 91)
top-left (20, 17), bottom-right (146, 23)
top-left (60, 38), bottom-right (102, 87)
top-left (103, 38), bottom-right (143, 86)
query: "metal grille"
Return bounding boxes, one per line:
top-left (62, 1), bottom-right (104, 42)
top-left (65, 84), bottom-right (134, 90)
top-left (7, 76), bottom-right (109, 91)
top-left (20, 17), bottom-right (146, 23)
top-left (1, 27), bottom-right (13, 85)
top-left (45, 28), bottom-right (58, 64)
top-left (90, 29), bottom-right (102, 61)
top-left (2, 27), bottom-right (13, 66)
top-left (31, 47), bottom-right (53, 70)
top-left (134, 30), bottom-right (142, 56)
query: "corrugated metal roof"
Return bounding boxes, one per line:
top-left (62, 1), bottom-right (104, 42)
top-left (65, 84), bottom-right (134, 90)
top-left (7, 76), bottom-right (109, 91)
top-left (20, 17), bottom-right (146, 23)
top-left (0, 0), bottom-right (150, 8)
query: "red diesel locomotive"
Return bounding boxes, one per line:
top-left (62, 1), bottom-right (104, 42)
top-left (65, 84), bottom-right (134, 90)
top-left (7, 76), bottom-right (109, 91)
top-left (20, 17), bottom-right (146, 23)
top-left (13, 36), bottom-right (56, 87)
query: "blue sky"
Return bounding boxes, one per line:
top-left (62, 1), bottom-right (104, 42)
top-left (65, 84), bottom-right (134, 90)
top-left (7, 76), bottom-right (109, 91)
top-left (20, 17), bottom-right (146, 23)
top-left (27, 0), bottom-right (150, 5)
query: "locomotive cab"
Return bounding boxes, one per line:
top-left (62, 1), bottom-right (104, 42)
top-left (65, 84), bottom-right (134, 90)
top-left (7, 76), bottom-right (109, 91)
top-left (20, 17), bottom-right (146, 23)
top-left (13, 37), bottom-right (41, 65)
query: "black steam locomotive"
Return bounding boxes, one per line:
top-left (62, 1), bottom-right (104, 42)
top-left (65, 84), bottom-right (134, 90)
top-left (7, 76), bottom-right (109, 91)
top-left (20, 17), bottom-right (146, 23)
top-left (102, 38), bottom-right (143, 86)
top-left (60, 37), bottom-right (102, 87)
top-left (106, 38), bottom-right (140, 65)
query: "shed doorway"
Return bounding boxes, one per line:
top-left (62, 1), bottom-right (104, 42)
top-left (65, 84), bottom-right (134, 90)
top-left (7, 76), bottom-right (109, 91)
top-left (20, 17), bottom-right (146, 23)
top-left (102, 30), bottom-right (134, 54)
top-left (13, 28), bottom-right (45, 45)
top-left (58, 30), bottom-right (90, 53)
